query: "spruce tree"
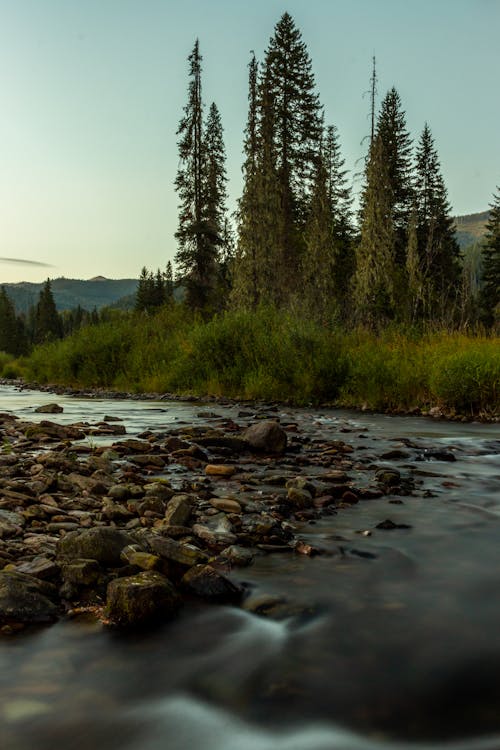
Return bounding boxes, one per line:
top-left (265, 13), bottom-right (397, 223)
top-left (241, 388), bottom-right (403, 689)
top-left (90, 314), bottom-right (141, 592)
top-left (174, 40), bottom-right (211, 310)
top-left (34, 279), bottom-right (62, 343)
top-left (375, 88), bottom-right (414, 266)
top-left (261, 13), bottom-right (323, 295)
top-left (480, 188), bottom-right (500, 328)
top-left (323, 124), bottom-right (354, 308)
top-left (302, 152), bottom-right (336, 321)
top-left (0, 287), bottom-right (27, 355)
top-left (414, 124), bottom-right (460, 318)
top-left (232, 54), bottom-right (261, 308)
top-left (353, 133), bottom-right (397, 325)
top-left (165, 261), bottom-right (174, 303)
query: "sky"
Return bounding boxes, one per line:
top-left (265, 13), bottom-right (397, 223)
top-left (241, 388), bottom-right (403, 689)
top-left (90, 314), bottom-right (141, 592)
top-left (0, 0), bottom-right (498, 283)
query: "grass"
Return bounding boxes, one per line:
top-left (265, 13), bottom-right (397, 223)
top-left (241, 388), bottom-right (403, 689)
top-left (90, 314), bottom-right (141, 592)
top-left (15, 306), bottom-right (500, 418)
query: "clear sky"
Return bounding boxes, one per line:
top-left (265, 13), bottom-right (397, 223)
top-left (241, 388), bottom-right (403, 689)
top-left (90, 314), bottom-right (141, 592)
top-left (0, 0), bottom-right (498, 283)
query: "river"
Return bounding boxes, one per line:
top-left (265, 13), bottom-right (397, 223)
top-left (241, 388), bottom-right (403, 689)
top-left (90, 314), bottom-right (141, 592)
top-left (1, 385), bottom-right (499, 750)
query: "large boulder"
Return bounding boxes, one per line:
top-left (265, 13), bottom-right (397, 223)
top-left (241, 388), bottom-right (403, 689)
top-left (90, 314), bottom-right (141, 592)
top-left (106, 571), bottom-right (179, 627)
top-left (0, 571), bottom-right (59, 625)
top-left (243, 421), bottom-right (287, 454)
top-left (57, 528), bottom-right (136, 567)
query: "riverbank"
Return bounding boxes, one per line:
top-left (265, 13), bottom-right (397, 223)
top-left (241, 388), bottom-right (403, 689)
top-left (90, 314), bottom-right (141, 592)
top-left (5, 307), bottom-right (499, 419)
top-left (0, 399), bottom-right (425, 633)
top-left (1, 376), bottom-right (498, 424)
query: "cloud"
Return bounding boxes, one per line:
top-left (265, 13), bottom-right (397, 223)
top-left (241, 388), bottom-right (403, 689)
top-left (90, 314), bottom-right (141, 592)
top-left (0, 257), bottom-right (54, 267)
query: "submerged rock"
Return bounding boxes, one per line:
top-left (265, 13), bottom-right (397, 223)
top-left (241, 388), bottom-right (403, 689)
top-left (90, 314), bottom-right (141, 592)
top-left (34, 403), bottom-right (63, 414)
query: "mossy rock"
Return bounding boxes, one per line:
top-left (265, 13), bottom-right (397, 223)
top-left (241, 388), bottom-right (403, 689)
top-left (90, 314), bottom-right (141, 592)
top-left (106, 571), bottom-right (180, 627)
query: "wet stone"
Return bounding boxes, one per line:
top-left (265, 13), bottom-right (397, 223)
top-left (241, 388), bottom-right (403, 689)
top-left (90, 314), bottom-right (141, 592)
top-left (164, 495), bottom-right (192, 526)
top-left (57, 528), bottom-right (136, 567)
top-left (106, 571), bottom-right (180, 627)
top-left (181, 564), bottom-right (243, 604)
top-left (0, 571), bottom-right (59, 625)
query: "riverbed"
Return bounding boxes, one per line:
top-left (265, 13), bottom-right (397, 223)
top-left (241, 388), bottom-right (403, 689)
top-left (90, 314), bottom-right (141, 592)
top-left (1, 384), bottom-right (499, 750)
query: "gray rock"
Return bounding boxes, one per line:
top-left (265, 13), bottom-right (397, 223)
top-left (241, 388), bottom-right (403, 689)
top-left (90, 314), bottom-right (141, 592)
top-left (243, 421), bottom-right (287, 454)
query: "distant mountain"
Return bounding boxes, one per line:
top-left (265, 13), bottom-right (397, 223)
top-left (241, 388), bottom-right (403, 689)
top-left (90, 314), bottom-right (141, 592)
top-left (454, 210), bottom-right (490, 249)
top-left (1, 276), bottom-right (138, 314)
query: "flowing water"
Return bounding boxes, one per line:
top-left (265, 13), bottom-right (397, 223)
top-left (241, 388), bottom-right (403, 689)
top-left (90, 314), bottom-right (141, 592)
top-left (0, 385), bottom-right (499, 750)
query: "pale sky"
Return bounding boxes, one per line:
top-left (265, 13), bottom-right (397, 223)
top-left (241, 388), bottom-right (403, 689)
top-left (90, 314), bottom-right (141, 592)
top-left (0, 0), bottom-right (498, 283)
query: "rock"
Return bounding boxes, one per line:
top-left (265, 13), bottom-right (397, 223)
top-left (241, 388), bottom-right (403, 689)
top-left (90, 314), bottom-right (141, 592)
top-left (148, 535), bottom-right (208, 567)
top-left (321, 470), bottom-right (350, 483)
top-left (181, 565), bottom-right (243, 603)
top-left (14, 557), bottom-right (59, 580)
top-left (34, 404), bottom-right (63, 414)
top-left (129, 454), bottom-right (166, 468)
top-left (375, 469), bottom-right (401, 486)
top-left (286, 486), bottom-right (313, 509)
top-left (60, 558), bottom-right (101, 587)
top-left (0, 571), bottom-right (59, 624)
top-left (164, 495), bottom-right (192, 526)
top-left (286, 477), bottom-right (317, 496)
top-left (375, 519), bottom-right (412, 530)
top-left (220, 545), bottom-right (254, 566)
top-left (210, 498), bottom-right (242, 514)
top-left (106, 571), bottom-right (179, 627)
top-left (57, 528), bottom-right (136, 567)
top-left (243, 421), bottom-right (287, 454)
top-left (205, 464), bottom-right (236, 477)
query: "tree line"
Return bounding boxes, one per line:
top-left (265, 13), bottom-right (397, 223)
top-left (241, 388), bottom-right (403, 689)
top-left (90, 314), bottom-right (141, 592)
top-left (167, 12), bottom-right (499, 330)
top-left (0, 279), bottom-right (103, 356)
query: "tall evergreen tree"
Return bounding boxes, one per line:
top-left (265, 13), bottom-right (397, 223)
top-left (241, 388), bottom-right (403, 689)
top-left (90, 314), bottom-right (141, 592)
top-left (375, 87), bottom-right (414, 266)
top-left (414, 124), bottom-right (461, 318)
top-left (353, 133), bottom-right (397, 325)
top-left (0, 287), bottom-right (27, 355)
top-left (165, 261), bottom-right (174, 303)
top-left (232, 58), bottom-right (284, 307)
top-left (34, 279), bottom-right (62, 343)
top-left (480, 188), bottom-right (500, 328)
top-left (175, 41), bottom-right (212, 310)
top-left (174, 42), bottom-right (228, 312)
top-left (260, 12), bottom-right (323, 296)
top-left (302, 151), bottom-right (336, 321)
top-left (323, 124), bottom-right (354, 307)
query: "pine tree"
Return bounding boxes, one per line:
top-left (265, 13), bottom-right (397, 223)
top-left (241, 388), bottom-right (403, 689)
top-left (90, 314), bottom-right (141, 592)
top-left (353, 133), bottom-right (397, 325)
top-left (232, 60), bottom-right (284, 307)
top-left (302, 152), bottom-right (336, 321)
top-left (135, 267), bottom-right (154, 312)
top-left (414, 124), bottom-right (460, 318)
top-left (261, 12), bottom-right (323, 295)
top-left (174, 41), bottom-right (224, 312)
top-left (0, 287), bottom-right (27, 355)
top-left (165, 261), bottom-right (174, 303)
top-left (34, 279), bottom-right (62, 344)
top-left (323, 124), bottom-right (354, 308)
top-left (375, 88), bottom-right (414, 266)
top-left (480, 188), bottom-right (500, 328)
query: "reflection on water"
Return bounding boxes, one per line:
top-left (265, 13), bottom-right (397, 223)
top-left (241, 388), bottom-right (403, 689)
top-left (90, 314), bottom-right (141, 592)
top-left (0, 385), bottom-right (499, 749)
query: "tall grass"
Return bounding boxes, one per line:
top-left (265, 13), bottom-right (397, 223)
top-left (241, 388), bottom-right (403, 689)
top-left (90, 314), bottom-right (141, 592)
top-left (20, 307), bottom-right (500, 417)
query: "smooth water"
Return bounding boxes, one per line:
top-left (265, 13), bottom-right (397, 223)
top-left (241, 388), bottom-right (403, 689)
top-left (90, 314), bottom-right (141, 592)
top-left (1, 385), bottom-right (499, 750)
